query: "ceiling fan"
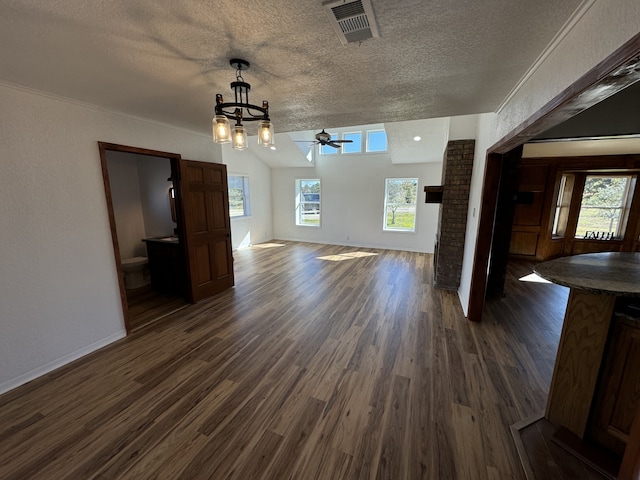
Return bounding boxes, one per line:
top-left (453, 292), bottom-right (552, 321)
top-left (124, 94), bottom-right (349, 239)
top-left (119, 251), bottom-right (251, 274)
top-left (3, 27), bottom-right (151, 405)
top-left (296, 129), bottom-right (353, 149)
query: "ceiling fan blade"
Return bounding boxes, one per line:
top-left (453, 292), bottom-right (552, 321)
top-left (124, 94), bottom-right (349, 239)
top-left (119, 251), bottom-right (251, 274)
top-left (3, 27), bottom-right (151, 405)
top-left (327, 142), bottom-right (342, 148)
top-left (332, 140), bottom-right (353, 143)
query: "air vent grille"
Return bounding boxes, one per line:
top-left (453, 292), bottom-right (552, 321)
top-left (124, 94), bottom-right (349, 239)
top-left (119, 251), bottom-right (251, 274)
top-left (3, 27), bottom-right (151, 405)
top-left (338, 14), bottom-right (370, 34)
top-left (323, 0), bottom-right (379, 45)
top-left (331, 1), bottom-right (364, 20)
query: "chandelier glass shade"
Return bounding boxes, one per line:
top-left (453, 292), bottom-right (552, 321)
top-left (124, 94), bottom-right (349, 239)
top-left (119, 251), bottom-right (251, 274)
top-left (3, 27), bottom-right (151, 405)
top-left (212, 59), bottom-right (274, 150)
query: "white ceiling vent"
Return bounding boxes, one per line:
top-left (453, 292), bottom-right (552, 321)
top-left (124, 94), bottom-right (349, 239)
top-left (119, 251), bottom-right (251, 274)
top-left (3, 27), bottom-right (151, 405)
top-left (323, 0), bottom-right (379, 46)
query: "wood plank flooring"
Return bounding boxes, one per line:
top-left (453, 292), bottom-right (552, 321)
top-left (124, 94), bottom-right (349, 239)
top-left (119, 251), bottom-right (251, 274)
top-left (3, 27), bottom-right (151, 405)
top-left (125, 286), bottom-right (189, 331)
top-left (0, 243), bottom-right (569, 479)
top-left (512, 416), bottom-right (611, 480)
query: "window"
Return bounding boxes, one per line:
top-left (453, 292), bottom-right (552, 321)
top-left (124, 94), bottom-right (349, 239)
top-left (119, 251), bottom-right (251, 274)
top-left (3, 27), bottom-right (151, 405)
top-left (296, 179), bottom-right (321, 226)
top-left (317, 129), bottom-right (387, 155)
top-left (342, 132), bottom-right (362, 154)
top-left (320, 134), bottom-right (338, 155)
top-left (367, 130), bottom-right (388, 152)
top-left (552, 174), bottom-right (572, 237)
top-left (384, 178), bottom-right (418, 232)
top-left (575, 175), bottom-right (633, 239)
top-left (228, 175), bottom-right (250, 217)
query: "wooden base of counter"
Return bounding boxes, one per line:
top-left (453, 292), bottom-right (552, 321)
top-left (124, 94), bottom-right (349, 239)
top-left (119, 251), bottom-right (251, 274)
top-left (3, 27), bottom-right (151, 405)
top-left (545, 289), bottom-right (616, 436)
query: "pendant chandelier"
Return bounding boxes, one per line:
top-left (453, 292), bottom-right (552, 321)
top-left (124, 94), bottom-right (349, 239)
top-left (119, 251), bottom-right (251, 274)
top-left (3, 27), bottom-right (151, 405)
top-left (212, 59), bottom-right (274, 150)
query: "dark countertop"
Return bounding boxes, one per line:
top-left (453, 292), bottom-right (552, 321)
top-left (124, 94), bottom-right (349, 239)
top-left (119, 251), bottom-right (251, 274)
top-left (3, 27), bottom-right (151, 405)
top-left (143, 235), bottom-right (180, 244)
top-left (534, 252), bottom-right (640, 297)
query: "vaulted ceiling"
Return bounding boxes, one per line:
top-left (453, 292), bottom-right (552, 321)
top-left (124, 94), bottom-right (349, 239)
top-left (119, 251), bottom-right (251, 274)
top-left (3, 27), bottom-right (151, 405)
top-left (0, 0), bottom-right (586, 137)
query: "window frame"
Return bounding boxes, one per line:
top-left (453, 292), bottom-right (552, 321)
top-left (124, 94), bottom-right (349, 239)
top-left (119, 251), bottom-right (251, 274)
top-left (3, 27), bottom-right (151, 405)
top-left (341, 132), bottom-right (363, 154)
top-left (228, 174), bottom-right (251, 218)
top-left (574, 174), bottom-right (634, 240)
top-left (383, 177), bottom-right (419, 233)
top-left (366, 129), bottom-right (388, 153)
top-left (319, 134), bottom-right (338, 156)
top-left (295, 178), bottom-right (321, 227)
top-left (317, 129), bottom-right (388, 156)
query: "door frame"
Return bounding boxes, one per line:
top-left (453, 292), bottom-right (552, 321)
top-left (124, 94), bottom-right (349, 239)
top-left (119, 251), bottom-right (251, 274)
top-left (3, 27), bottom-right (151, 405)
top-left (468, 32), bottom-right (640, 323)
top-left (98, 142), bottom-right (185, 332)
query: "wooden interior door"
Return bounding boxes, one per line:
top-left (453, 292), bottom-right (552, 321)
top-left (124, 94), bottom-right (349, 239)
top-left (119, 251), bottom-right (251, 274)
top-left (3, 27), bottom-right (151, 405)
top-left (178, 160), bottom-right (234, 302)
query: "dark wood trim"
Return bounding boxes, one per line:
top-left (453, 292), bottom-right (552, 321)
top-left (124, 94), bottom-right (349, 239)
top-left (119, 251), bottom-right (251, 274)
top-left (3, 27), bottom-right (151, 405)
top-left (468, 32), bottom-right (640, 323)
top-left (97, 142), bottom-right (182, 333)
top-left (491, 34), bottom-right (640, 155)
top-left (467, 152), bottom-right (502, 322)
top-left (97, 142), bottom-right (181, 160)
top-left (619, 401), bottom-right (640, 480)
top-left (486, 146), bottom-right (523, 298)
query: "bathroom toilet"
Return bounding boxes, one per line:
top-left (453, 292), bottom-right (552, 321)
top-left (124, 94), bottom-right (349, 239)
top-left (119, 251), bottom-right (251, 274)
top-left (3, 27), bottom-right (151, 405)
top-left (121, 256), bottom-right (150, 290)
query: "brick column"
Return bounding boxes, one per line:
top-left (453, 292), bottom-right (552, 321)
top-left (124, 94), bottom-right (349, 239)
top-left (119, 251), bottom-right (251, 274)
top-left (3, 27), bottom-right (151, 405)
top-left (434, 139), bottom-right (475, 290)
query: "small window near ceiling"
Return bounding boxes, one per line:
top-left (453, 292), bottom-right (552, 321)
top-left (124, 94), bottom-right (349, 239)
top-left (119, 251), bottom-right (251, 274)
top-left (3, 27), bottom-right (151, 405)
top-left (228, 175), bottom-right (250, 217)
top-left (342, 132), bottom-right (362, 154)
top-left (383, 178), bottom-right (418, 232)
top-left (575, 175), bottom-right (633, 239)
top-left (295, 179), bottom-right (321, 227)
top-left (320, 134), bottom-right (338, 155)
top-left (367, 130), bottom-right (388, 152)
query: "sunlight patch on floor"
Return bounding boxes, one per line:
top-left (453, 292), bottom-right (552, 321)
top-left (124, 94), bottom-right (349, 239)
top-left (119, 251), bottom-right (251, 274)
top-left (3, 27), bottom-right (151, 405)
top-left (519, 273), bottom-right (551, 284)
top-left (247, 243), bottom-right (287, 249)
top-left (317, 251), bottom-right (379, 262)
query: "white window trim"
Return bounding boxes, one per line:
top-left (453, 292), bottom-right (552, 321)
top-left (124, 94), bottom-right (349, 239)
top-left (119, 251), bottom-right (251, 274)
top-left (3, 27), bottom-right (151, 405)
top-left (383, 177), bottom-right (419, 233)
top-left (228, 174), bottom-right (251, 218)
top-left (366, 129), bottom-right (388, 153)
top-left (341, 131), bottom-right (363, 154)
top-left (295, 178), bottom-right (321, 228)
top-left (317, 129), bottom-right (388, 156)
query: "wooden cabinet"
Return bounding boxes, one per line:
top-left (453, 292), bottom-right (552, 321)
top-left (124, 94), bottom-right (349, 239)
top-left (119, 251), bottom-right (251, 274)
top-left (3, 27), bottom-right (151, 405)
top-left (509, 163), bottom-right (550, 258)
top-left (144, 237), bottom-right (187, 296)
top-left (588, 308), bottom-right (640, 457)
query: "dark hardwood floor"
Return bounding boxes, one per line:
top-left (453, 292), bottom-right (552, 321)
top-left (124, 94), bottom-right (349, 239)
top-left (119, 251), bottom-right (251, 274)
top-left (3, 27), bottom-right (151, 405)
top-left (126, 286), bottom-right (189, 332)
top-left (0, 243), bottom-right (572, 479)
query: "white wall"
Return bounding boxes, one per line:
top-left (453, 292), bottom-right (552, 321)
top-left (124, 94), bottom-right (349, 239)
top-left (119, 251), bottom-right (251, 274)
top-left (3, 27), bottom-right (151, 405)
top-left (496, 0), bottom-right (640, 140)
top-left (222, 146), bottom-right (273, 250)
top-left (136, 155), bottom-right (175, 238)
top-left (458, 113), bottom-right (498, 315)
top-left (272, 152), bottom-right (443, 253)
top-left (107, 152), bottom-right (147, 259)
top-left (457, 0), bottom-right (640, 316)
top-left (0, 83), bottom-right (222, 394)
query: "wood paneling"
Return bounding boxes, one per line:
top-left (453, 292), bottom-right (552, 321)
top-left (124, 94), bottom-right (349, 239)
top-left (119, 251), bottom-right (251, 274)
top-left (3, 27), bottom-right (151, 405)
top-left (509, 232), bottom-right (539, 256)
top-left (513, 192), bottom-right (545, 226)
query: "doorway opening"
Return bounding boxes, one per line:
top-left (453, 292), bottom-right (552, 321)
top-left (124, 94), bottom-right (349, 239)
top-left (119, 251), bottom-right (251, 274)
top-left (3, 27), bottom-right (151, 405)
top-left (469, 33), bottom-right (640, 323)
top-left (98, 142), bottom-right (189, 332)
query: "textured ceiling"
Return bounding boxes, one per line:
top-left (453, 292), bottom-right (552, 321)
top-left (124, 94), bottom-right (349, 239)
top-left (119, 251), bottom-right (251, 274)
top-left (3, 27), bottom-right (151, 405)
top-left (0, 0), bottom-right (585, 136)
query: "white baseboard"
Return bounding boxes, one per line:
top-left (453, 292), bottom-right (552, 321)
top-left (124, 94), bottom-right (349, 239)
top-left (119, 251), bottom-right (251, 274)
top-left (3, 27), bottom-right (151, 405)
top-left (0, 330), bottom-right (127, 396)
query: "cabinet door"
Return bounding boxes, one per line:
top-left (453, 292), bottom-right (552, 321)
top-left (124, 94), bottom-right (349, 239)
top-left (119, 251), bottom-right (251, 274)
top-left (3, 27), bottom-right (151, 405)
top-left (178, 160), bottom-right (234, 302)
top-left (588, 317), bottom-right (640, 457)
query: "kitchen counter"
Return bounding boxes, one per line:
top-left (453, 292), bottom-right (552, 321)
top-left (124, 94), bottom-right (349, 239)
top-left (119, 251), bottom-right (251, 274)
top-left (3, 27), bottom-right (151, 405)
top-left (534, 252), bottom-right (640, 296)
top-left (533, 251), bottom-right (640, 447)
